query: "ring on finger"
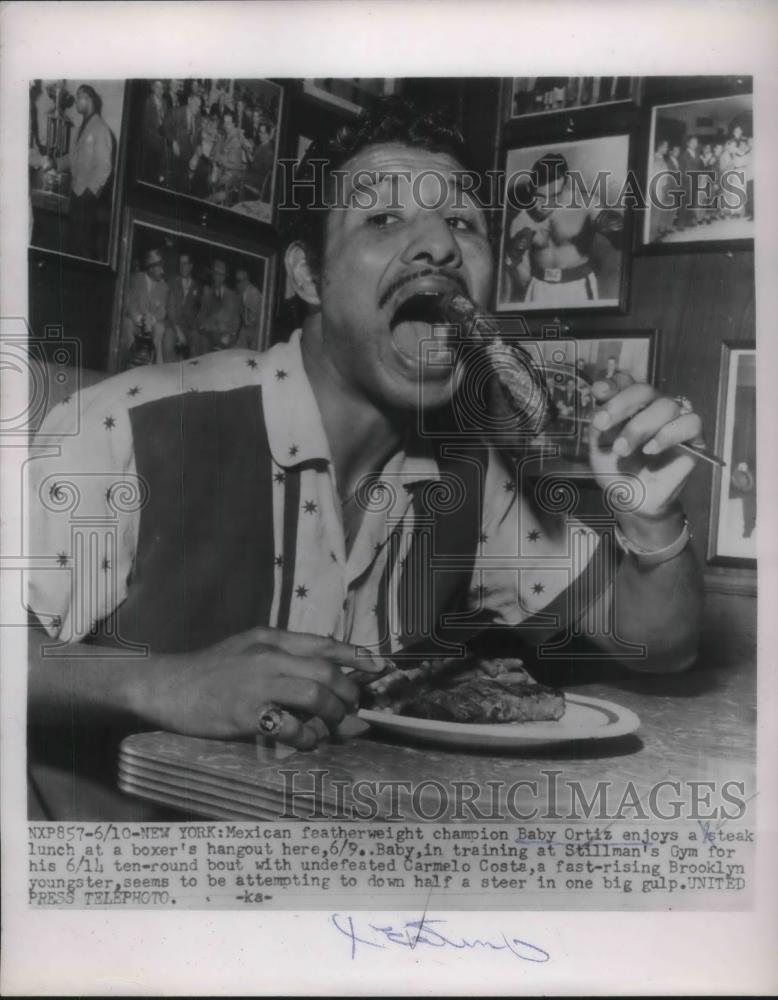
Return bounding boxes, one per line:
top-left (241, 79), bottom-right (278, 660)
top-left (673, 395), bottom-right (694, 416)
top-left (256, 701), bottom-right (285, 738)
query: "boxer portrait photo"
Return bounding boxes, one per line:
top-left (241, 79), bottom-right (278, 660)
top-left (496, 134), bottom-right (630, 314)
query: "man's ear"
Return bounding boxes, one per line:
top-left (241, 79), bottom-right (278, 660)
top-left (284, 241), bottom-right (321, 306)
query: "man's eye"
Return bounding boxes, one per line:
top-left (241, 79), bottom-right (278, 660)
top-left (446, 216), bottom-right (474, 231)
top-left (368, 213), bottom-right (401, 228)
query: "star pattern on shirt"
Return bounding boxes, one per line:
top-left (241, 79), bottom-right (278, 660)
top-left (103, 415), bottom-right (116, 431)
top-left (101, 557), bottom-right (111, 572)
top-left (275, 369), bottom-right (288, 380)
top-left (273, 471), bottom-right (285, 484)
top-left (479, 531), bottom-right (489, 545)
top-left (295, 584), bottom-right (309, 599)
top-left (527, 529), bottom-right (541, 542)
top-left (246, 358), bottom-right (258, 369)
top-left (50, 614), bottom-right (62, 630)
top-left (303, 499), bottom-right (318, 514)
top-left (531, 581), bottom-right (545, 595)
top-left (503, 478), bottom-right (516, 492)
top-left (127, 386), bottom-right (141, 397)
top-left (274, 555), bottom-right (283, 567)
top-left (289, 444), bottom-right (299, 457)
top-left (56, 552), bottom-right (69, 567)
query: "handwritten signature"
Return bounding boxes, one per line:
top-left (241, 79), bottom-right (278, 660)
top-left (331, 913), bottom-right (550, 963)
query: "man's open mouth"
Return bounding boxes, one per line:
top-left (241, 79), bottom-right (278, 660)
top-left (388, 289), bottom-right (458, 368)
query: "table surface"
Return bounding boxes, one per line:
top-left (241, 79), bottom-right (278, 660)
top-left (30, 592), bottom-right (757, 822)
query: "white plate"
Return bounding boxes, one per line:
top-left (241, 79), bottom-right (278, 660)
top-left (359, 694), bottom-right (640, 751)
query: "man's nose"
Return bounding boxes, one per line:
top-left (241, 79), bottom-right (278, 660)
top-left (401, 213), bottom-right (462, 269)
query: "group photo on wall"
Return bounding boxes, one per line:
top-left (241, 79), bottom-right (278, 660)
top-left (134, 77), bottom-right (283, 223)
top-left (644, 92), bottom-right (753, 247)
top-left (113, 212), bottom-right (270, 369)
top-left (523, 333), bottom-right (656, 469)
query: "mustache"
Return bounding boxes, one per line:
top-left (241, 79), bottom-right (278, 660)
top-left (378, 268), bottom-right (468, 311)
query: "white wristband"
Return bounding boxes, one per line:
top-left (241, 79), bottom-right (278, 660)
top-left (614, 514), bottom-right (692, 566)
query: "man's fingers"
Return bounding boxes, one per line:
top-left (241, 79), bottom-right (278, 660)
top-left (604, 395), bottom-right (680, 457)
top-left (253, 706), bottom-right (324, 751)
top-left (641, 412), bottom-right (705, 456)
top-left (248, 627), bottom-right (388, 674)
top-left (591, 371), bottom-right (635, 402)
top-left (590, 383), bottom-right (659, 441)
top-left (264, 674), bottom-right (348, 733)
top-left (269, 652), bottom-right (360, 712)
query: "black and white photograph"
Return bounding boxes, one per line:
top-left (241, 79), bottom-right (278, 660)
top-left (643, 92), bottom-right (754, 247)
top-left (302, 77), bottom-right (396, 114)
top-left (28, 78), bottom-right (126, 265)
top-left (497, 135), bottom-right (630, 313)
top-left (2, 4), bottom-right (774, 994)
top-left (112, 211), bottom-right (272, 370)
top-left (708, 343), bottom-right (757, 565)
top-left (134, 78), bottom-right (283, 224)
top-left (509, 76), bottom-right (638, 119)
top-left (525, 333), bottom-right (656, 467)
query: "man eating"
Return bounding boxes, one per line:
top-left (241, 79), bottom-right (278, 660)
top-left (27, 98), bottom-right (704, 818)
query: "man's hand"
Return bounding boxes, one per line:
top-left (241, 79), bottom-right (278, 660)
top-left (144, 627), bottom-right (386, 750)
top-left (588, 372), bottom-right (704, 523)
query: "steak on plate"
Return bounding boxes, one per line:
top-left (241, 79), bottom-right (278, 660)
top-left (362, 656), bottom-right (565, 724)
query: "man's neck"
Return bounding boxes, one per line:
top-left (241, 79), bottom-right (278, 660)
top-left (299, 316), bottom-right (405, 499)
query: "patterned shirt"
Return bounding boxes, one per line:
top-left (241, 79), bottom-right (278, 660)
top-left (27, 330), bottom-right (603, 654)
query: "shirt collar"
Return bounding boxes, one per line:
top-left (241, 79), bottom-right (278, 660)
top-left (263, 330), bottom-right (332, 469)
top-left (262, 329), bottom-right (441, 486)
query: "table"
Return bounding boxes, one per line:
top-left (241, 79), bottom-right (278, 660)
top-left (117, 591), bottom-right (756, 822)
top-left (28, 591), bottom-right (756, 822)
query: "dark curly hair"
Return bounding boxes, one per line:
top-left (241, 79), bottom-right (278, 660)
top-left (279, 95), bottom-right (487, 276)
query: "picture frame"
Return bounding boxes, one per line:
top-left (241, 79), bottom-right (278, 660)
top-left (506, 76), bottom-right (640, 122)
top-left (109, 209), bottom-right (276, 372)
top-left (301, 78), bottom-right (396, 115)
top-left (707, 342), bottom-right (756, 567)
top-left (28, 79), bottom-right (129, 268)
top-left (640, 90), bottom-right (753, 252)
top-left (130, 78), bottom-right (284, 228)
top-left (521, 330), bottom-right (658, 474)
top-left (495, 133), bottom-right (632, 316)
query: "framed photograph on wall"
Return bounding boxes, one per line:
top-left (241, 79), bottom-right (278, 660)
top-left (641, 91), bottom-right (753, 251)
top-left (708, 342), bottom-right (756, 567)
top-left (302, 78), bottom-right (396, 115)
top-left (110, 209), bottom-right (275, 372)
top-left (507, 76), bottom-right (639, 121)
top-left (496, 134), bottom-right (631, 315)
top-left (28, 79), bottom-right (128, 267)
top-left (131, 78), bottom-right (284, 226)
top-left (521, 331), bottom-right (657, 472)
